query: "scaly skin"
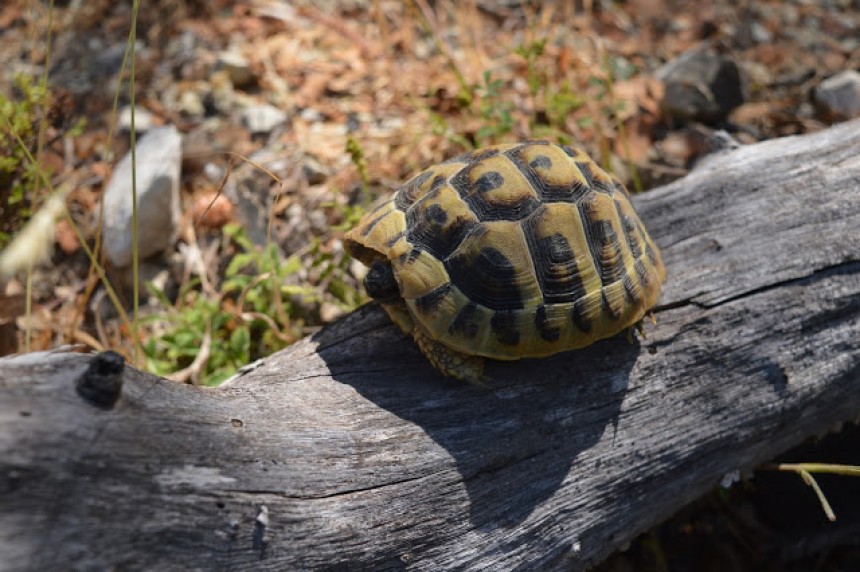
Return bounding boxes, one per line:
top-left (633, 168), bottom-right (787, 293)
top-left (412, 327), bottom-right (485, 384)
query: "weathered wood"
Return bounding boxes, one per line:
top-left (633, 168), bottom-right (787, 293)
top-left (2, 119), bottom-right (860, 571)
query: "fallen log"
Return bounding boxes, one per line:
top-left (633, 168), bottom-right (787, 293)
top-left (1, 119), bottom-right (859, 571)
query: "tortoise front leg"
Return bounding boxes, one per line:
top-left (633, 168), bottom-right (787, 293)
top-left (412, 327), bottom-right (486, 384)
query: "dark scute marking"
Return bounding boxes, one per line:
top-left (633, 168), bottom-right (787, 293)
top-left (450, 162), bottom-right (540, 221)
top-left (446, 246), bottom-right (522, 310)
top-left (529, 154), bottom-right (552, 170)
top-left (576, 161), bottom-right (596, 187)
top-left (424, 204), bottom-right (448, 225)
top-left (406, 200), bottom-right (482, 260)
top-left (415, 283), bottom-right (452, 314)
top-left (364, 260), bottom-right (400, 303)
top-left (360, 208), bottom-right (392, 236)
top-left (449, 302), bottom-right (480, 339)
top-left (444, 147), bottom-right (501, 166)
top-left (595, 220), bottom-right (624, 284)
top-left (385, 231), bottom-right (405, 247)
top-left (399, 247), bottom-right (422, 265)
top-left (581, 203), bottom-right (624, 286)
top-left (394, 170), bottom-right (434, 211)
top-left (612, 176), bottom-right (631, 197)
top-left (634, 258), bottom-right (650, 287)
top-left (474, 194), bottom-right (541, 221)
top-left (429, 174), bottom-right (448, 194)
top-left (491, 309), bottom-right (520, 346)
top-left (525, 217), bottom-right (586, 304)
top-left (619, 210), bottom-right (643, 258)
top-left (368, 200), bottom-right (392, 216)
top-left (590, 176), bottom-right (614, 195)
top-left (475, 171), bottom-right (505, 193)
top-left (547, 234), bottom-right (573, 263)
top-left (535, 305), bottom-right (560, 342)
top-left (572, 299), bottom-right (592, 332)
top-left (623, 273), bottom-right (641, 304)
top-left (506, 146), bottom-right (582, 204)
top-left (561, 145), bottom-right (578, 158)
top-left (602, 290), bottom-right (622, 320)
top-left (645, 242), bottom-right (659, 267)
top-left (539, 184), bottom-right (585, 203)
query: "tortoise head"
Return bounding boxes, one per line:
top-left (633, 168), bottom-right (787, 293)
top-left (363, 259), bottom-right (401, 303)
top-left (343, 231), bottom-right (402, 304)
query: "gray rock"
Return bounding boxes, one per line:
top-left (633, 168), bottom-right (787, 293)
top-left (299, 108), bottom-right (326, 123)
top-left (103, 126), bottom-right (182, 267)
top-left (749, 22), bottom-right (772, 44)
top-left (656, 47), bottom-right (746, 124)
top-left (242, 103), bottom-right (287, 134)
top-left (117, 106), bottom-right (154, 133)
top-left (815, 70), bottom-right (860, 119)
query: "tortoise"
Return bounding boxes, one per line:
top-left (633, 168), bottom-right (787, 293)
top-left (344, 141), bottom-right (666, 382)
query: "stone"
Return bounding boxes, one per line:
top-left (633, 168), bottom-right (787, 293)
top-left (814, 70), bottom-right (860, 119)
top-left (656, 47), bottom-right (746, 124)
top-left (103, 126), bottom-right (182, 267)
top-left (117, 106), bottom-right (154, 133)
top-left (179, 89), bottom-right (205, 118)
top-left (216, 51), bottom-right (256, 89)
top-left (301, 156), bottom-right (330, 185)
top-left (242, 103), bottom-right (287, 134)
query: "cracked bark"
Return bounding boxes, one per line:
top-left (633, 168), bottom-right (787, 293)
top-left (1, 119), bottom-right (860, 571)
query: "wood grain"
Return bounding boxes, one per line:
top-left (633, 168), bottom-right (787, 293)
top-left (1, 119), bottom-right (859, 571)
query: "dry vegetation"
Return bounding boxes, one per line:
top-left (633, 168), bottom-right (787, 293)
top-left (1, 0), bottom-right (859, 567)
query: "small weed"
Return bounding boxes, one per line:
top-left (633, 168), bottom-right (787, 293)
top-left (514, 39), bottom-right (546, 97)
top-left (0, 74), bottom-right (53, 248)
top-left (143, 282), bottom-right (250, 386)
top-left (475, 70), bottom-right (515, 146)
top-left (346, 135), bottom-right (370, 203)
top-left (427, 109), bottom-right (474, 150)
top-left (143, 222), bottom-right (365, 386)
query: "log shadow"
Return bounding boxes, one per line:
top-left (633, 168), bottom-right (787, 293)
top-left (317, 305), bottom-right (640, 530)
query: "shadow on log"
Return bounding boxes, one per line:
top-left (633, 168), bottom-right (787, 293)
top-left (2, 119), bottom-right (860, 571)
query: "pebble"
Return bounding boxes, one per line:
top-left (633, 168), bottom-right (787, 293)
top-left (814, 70), bottom-right (860, 119)
top-left (242, 103), bottom-right (288, 134)
top-left (179, 89), bottom-right (206, 118)
top-left (103, 125), bottom-right (182, 267)
top-left (302, 156), bottom-right (330, 185)
top-left (299, 108), bottom-right (326, 123)
top-left (117, 105), bottom-right (154, 132)
top-left (656, 47), bottom-right (746, 123)
top-left (216, 51), bottom-right (257, 89)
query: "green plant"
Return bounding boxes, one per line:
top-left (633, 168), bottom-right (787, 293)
top-left (0, 74), bottom-right (52, 248)
top-left (514, 38), bottom-right (546, 97)
top-left (143, 223), bottom-right (366, 386)
top-left (474, 70), bottom-right (515, 146)
top-left (346, 135), bottom-right (370, 203)
top-left (514, 39), bottom-right (585, 143)
top-left (427, 108), bottom-right (474, 150)
top-left (143, 282), bottom-right (250, 386)
top-left (538, 81), bottom-right (583, 143)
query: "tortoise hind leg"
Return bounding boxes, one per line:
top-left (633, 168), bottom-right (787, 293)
top-left (412, 328), bottom-right (485, 384)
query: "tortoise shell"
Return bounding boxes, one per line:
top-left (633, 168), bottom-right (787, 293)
top-left (344, 141), bottom-right (666, 381)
